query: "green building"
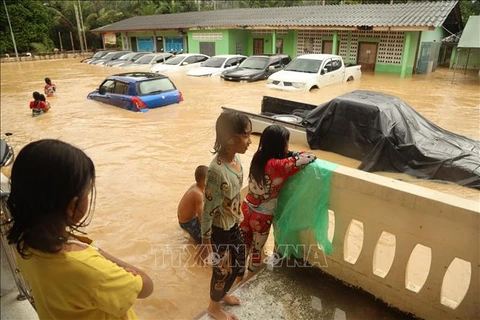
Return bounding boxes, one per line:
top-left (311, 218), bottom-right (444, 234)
top-left (92, 1), bottom-right (462, 78)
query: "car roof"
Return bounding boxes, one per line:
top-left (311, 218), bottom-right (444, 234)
top-left (107, 72), bottom-right (169, 83)
top-left (175, 53), bottom-right (209, 58)
top-left (297, 54), bottom-right (341, 60)
top-left (211, 54), bottom-right (246, 58)
top-left (249, 54), bottom-right (289, 59)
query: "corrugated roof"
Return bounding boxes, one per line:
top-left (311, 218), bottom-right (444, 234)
top-left (458, 16), bottom-right (480, 48)
top-left (93, 1), bottom-right (458, 33)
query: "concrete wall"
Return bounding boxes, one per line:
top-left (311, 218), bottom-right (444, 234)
top-left (298, 165), bottom-right (479, 320)
top-left (451, 48), bottom-right (480, 70)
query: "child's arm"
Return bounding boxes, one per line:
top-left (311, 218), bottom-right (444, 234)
top-left (95, 247), bottom-right (154, 299)
top-left (272, 152), bottom-right (317, 178)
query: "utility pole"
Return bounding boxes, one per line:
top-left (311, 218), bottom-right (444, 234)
top-left (58, 32), bottom-right (63, 51)
top-left (3, 0), bottom-right (19, 61)
top-left (78, 0), bottom-right (88, 52)
top-left (73, 2), bottom-right (84, 53)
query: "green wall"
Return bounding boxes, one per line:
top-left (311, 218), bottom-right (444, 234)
top-left (228, 30), bottom-right (249, 55)
top-left (420, 27), bottom-right (446, 42)
top-left (399, 31), bottom-right (420, 77)
top-left (186, 29), bottom-right (230, 55)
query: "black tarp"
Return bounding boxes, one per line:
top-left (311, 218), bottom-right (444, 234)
top-left (304, 90), bottom-right (480, 189)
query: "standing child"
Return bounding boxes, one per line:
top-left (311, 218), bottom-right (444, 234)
top-left (44, 77), bottom-right (56, 97)
top-left (240, 124), bottom-right (316, 272)
top-left (177, 165), bottom-right (208, 244)
top-left (6, 139), bottom-right (153, 319)
top-left (200, 111), bottom-right (251, 320)
top-left (29, 91), bottom-right (49, 117)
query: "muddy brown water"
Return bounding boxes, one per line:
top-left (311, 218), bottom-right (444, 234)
top-left (1, 59), bottom-right (479, 319)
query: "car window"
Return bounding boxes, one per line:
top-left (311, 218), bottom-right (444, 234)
top-left (240, 57), bottom-right (268, 70)
top-left (135, 55), bottom-right (154, 64)
top-left (324, 60), bottom-right (333, 73)
top-left (113, 81), bottom-right (129, 95)
top-left (204, 57), bottom-right (226, 68)
top-left (285, 58), bottom-right (323, 73)
top-left (332, 58), bottom-right (342, 71)
top-left (281, 57), bottom-right (291, 65)
top-left (184, 56), bottom-right (197, 64)
top-left (100, 79), bottom-right (115, 93)
top-left (196, 56), bottom-right (208, 63)
top-left (138, 78), bottom-right (176, 95)
top-left (154, 55), bottom-right (169, 63)
top-left (268, 58), bottom-right (281, 68)
top-left (164, 55), bottom-right (185, 65)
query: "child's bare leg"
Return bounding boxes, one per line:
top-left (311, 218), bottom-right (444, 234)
top-left (221, 294), bottom-right (240, 305)
top-left (208, 300), bottom-right (237, 320)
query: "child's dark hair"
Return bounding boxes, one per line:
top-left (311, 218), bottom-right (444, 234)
top-left (39, 94), bottom-right (46, 102)
top-left (213, 111), bottom-right (251, 156)
top-left (6, 139), bottom-right (96, 258)
top-left (195, 165), bottom-right (208, 183)
top-left (32, 91), bottom-right (41, 100)
top-left (249, 125), bottom-right (290, 186)
top-left (45, 77), bottom-right (52, 85)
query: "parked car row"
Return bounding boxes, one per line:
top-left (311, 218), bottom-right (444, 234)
top-left (86, 52), bottom-right (362, 113)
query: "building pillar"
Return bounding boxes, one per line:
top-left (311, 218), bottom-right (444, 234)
top-left (121, 32), bottom-right (128, 50)
top-left (401, 32), bottom-right (411, 78)
top-left (272, 30), bottom-right (277, 54)
top-left (332, 30), bottom-right (339, 55)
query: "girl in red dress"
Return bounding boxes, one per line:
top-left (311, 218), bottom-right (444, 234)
top-left (240, 124), bottom-right (317, 272)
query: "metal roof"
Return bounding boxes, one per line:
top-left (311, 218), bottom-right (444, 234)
top-left (458, 16), bottom-right (480, 48)
top-left (93, 1), bottom-right (458, 33)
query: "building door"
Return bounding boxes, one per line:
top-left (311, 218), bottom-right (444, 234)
top-left (130, 37), bottom-right (137, 51)
top-left (322, 41), bottom-right (340, 54)
top-left (137, 37), bottom-right (154, 52)
top-left (199, 42), bottom-right (216, 57)
top-left (276, 38), bottom-right (283, 54)
top-left (253, 38), bottom-right (264, 55)
top-left (165, 37), bottom-right (184, 53)
top-left (156, 36), bottom-right (164, 52)
top-left (357, 42), bottom-right (378, 72)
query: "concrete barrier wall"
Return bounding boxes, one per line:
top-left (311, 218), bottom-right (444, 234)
top-left (299, 165), bottom-right (479, 319)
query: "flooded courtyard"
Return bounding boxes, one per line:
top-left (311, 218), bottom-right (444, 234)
top-left (1, 58), bottom-right (479, 319)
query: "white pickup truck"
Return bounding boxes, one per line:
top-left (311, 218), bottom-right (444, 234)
top-left (266, 54), bottom-right (361, 92)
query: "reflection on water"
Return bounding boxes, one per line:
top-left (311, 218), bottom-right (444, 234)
top-left (1, 59), bottom-right (479, 319)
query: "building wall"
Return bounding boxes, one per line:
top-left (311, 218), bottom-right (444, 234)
top-left (451, 47), bottom-right (480, 70)
top-left (298, 165), bottom-right (479, 320)
top-left (228, 29), bottom-right (249, 55)
top-left (187, 29), bottom-right (230, 55)
top-left (125, 31), bottom-right (182, 52)
top-left (420, 27), bottom-right (446, 42)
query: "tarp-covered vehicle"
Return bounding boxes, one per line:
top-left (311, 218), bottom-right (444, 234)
top-left (224, 90), bottom-right (480, 189)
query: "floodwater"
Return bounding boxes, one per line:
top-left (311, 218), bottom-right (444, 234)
top-left (0, 59), bottom-right (479, 319)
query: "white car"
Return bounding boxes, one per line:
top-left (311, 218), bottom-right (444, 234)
top-left (150, 53), bottom-right (210, 73)
top-left (121, 53), bottom-right (172, 71)
top-left (186, 54), bottom-right (247, 77)
top-left (267, 54), bottom-right (362, 92)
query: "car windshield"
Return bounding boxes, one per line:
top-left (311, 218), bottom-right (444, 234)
top-left (239, 57), bottom-right (268, 70)
top-left (138, 78), bottom-right (176, 95)
top-left (101, 52), bottom-right (117, 60)
top-left (202, 57), bottom-right (226, 68)
top-left (285, 59), bottom-right (323, 73)
top-left (118, 52), bottom-right (136, 61)
top-left (92, 51), bottom-right (106, 58)
top-left (164, 56), bottom-right (185, 65)
top-left (131, 53), bottom-right (147, 61)
top-left (135, 55), bottom-right (154, 64)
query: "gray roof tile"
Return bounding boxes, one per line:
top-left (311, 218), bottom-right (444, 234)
top-left (93, 1), bottom-right (458, 32)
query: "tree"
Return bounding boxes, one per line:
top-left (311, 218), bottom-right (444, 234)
top-left (460, 0), bottom-right (480, 26)
top-left (0, 0), bottom-right (54, 54)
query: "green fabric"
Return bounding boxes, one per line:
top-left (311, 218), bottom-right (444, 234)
top-left (273, 159), bottom-right (337, 259)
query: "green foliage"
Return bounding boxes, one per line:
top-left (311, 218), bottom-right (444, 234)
top-left (0, 0), bottom-right (54, 54)
top-left (461, 0), bottom-right (480, 26)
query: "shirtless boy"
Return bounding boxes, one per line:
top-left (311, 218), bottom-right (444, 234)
top-left (177, 165), bottom-right (208, 244)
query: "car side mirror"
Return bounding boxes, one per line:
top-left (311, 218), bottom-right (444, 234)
top-left (182, 62), bottom-right (189, 66)
top-left (99, 87), bottom-right (106, 95)
top-left (321, 68), bottom-right (328, 75)
top-left (268, 65), bottom-right (275, 71)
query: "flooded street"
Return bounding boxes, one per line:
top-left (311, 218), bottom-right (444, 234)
top-left (1, 58), bottom-right (479, 319)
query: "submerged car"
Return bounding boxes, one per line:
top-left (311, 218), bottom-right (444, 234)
top-left (220, 54), bottom-right (291, 82)
top-left (150, 53), bottom-right (210, 73)
top-left (121, 53), bottom-right (173, 70)
top-left (105, 52), bottom-right (148, 67)
top-left (187, 54), bottom-right (247, 77)
top-left (87, 72), bottom-right (183, 112)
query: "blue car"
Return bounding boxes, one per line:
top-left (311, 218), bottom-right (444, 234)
top-left (87, 72), bottom-right (183, 112)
